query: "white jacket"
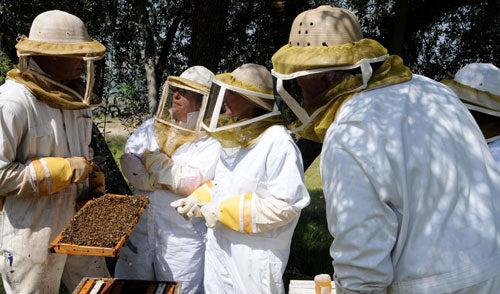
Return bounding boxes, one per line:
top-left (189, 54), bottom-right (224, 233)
top-left (489, 139), bottom-right (500, 168)
top-left (0, 79), bottom-right (109, 293)
top-left (204, 125), bottom-right (310, 294)
top-left (322, 75), bottom-right (500, 294)
top-left (115, 118), bottom-right (221, 294)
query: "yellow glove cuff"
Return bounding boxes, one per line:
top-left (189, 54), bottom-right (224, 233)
top-left (30, 157), bottom-right (72, 196)
top-left (219, 193), bottom-right (254, 233)
top-left (191, 181), bottom-right (213, 203)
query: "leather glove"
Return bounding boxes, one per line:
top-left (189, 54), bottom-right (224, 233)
top-left (170, 195), bottom-right (200, 220)
top-left (88, 162), bottom-right (105, 197)
top-left (67, 157), bottom-right (93, 183)
top-left (199, 202), bottom-right (219, 228)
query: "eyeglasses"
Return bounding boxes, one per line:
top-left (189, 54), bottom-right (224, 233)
top-left (175, 88), bottom-right (197, 99)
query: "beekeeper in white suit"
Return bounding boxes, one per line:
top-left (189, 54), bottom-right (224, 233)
top-left (442, 63), bottom-right (500, 167)
top-left (115, 66), bottom-right (221, 293)
top-left (172, 63), bottom-right (310, 293)
top-left (0, 10), bottom-right (110, 293)
top-left (271, 5), bottom-right (500, 294)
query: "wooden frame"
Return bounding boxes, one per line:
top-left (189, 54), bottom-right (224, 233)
top-left (49, 194), bottom-right (148, 257)
top-left (73, 277), bottom-right (181, 294)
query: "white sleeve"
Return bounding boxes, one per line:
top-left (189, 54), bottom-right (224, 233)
top-left (217, 130), bottom-right (309, 233)
top-left (156, 137), bottom-right (221, 196)
top-left (322, 147), bottom-right (397, 293)
top-left (0, 104), bottom-right (36, 197)
top-left (123, 118), bottom-right (158, 155)
top-left (121, 118), bottom-right (158, 191)
top-left (266, 133), bottom-right (310, 210)
top-left (120, 153), bottom-right (155, 192)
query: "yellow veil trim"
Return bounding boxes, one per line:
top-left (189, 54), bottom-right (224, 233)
top-left (272, 39), bottom-right (388, 75)
top-left (442, 78), bottom-right (500, 140)
top-left (216, 73), bottom-right (274, 96)
top-left (167, 76), bottom-right (210, 94)
top-left (207, 114), bottom-right (283, 148)
top-left (296, 55), bottom-right (412, 142)
top-left (15, 38), bottom-right (105, 57)
top-left (154, 116), bottom-right (206, 157)
top-left (441, 79), bottom-right (500, 112)
top-left (6, 68), bottom-right (92, 110)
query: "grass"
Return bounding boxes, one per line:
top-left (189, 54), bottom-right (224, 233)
top-left (106, 135), bottom-right (127, 171)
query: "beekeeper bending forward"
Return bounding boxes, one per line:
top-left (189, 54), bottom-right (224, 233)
top-left (172, 63), bottom-right (310, 293)
top-left (115, 66), bottom-right (221, 294)
top-left (271, 5), bottom-right (500, 294)
top-left (0, 10), bottom-right (110, 293)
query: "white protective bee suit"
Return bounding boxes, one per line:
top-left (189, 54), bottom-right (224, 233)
top-left (115, 67), bottom-right (221, 294)
top-left (174, 64), bottom-right (310, 294)
top-left (271, 6), bottom-right (500, 294)
top-left (321, 75), bottom-right (500, 294)
top-left (204, 125), bottom-right (310, 294)
top-left (0, 10), bottom-right (110, 294)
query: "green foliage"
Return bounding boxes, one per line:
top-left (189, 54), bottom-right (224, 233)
top-left (1, 0), bottom-right (497, 120)
top-left (0, 52), bottom-right (13, 84)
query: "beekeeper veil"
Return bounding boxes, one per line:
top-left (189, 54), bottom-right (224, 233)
top-left (13, 10), bottom-right (106, 107)
top-left (154, 66), bottom-right (214, 156)
top-left (202, 63), bottom-right (282, 148)
top-left (271, 6), bottom-right (410, 142)
top-left (442, 63), bottom-right (500, 142)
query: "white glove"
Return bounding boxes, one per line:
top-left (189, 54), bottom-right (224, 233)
top-left (170, 196), bottom-right (200, 220)
top-left (199, 202), bottom-right (219, 228)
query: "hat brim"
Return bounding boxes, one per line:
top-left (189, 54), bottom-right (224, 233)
top-left (167, 76), bottom-right (210, 94)
top-left (271, 38), bottom-right (387, 75)
top-left (442, 79), bottom-right (500, 117)
top-left (16, 38), bottom-right (105, 57)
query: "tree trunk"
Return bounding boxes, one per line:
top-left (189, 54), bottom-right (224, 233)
top-left (390, 0), bottom-right (409, 55)
top-left (145, 57), bottom-right (158, 115)
top-left (134, 0), bottom-right (159, 115)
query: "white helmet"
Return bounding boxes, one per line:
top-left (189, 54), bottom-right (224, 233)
top-left (454, 63), bottom-right (500, 97)
top-left (179, 66), bottom-right (215, 90)
top-left (288, 5), bottom-right (362, 48)
top-left (15, 10), bottom-right (105, 106)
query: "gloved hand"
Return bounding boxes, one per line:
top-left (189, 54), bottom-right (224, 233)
top-left (29, 156), bottom-right (93, 196)
top-left (88, 162), bottom-right (105, 197)
top-left (199, 202), bottom-right (219, 228)
top-left (141, 151), bottom-right (203, 195)
top-left (170, 195), bottom-right (200, 220)
top-left (142, 151), bottom-right (171, 178)
top-left (67, 157), bottom-right (93, 183)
